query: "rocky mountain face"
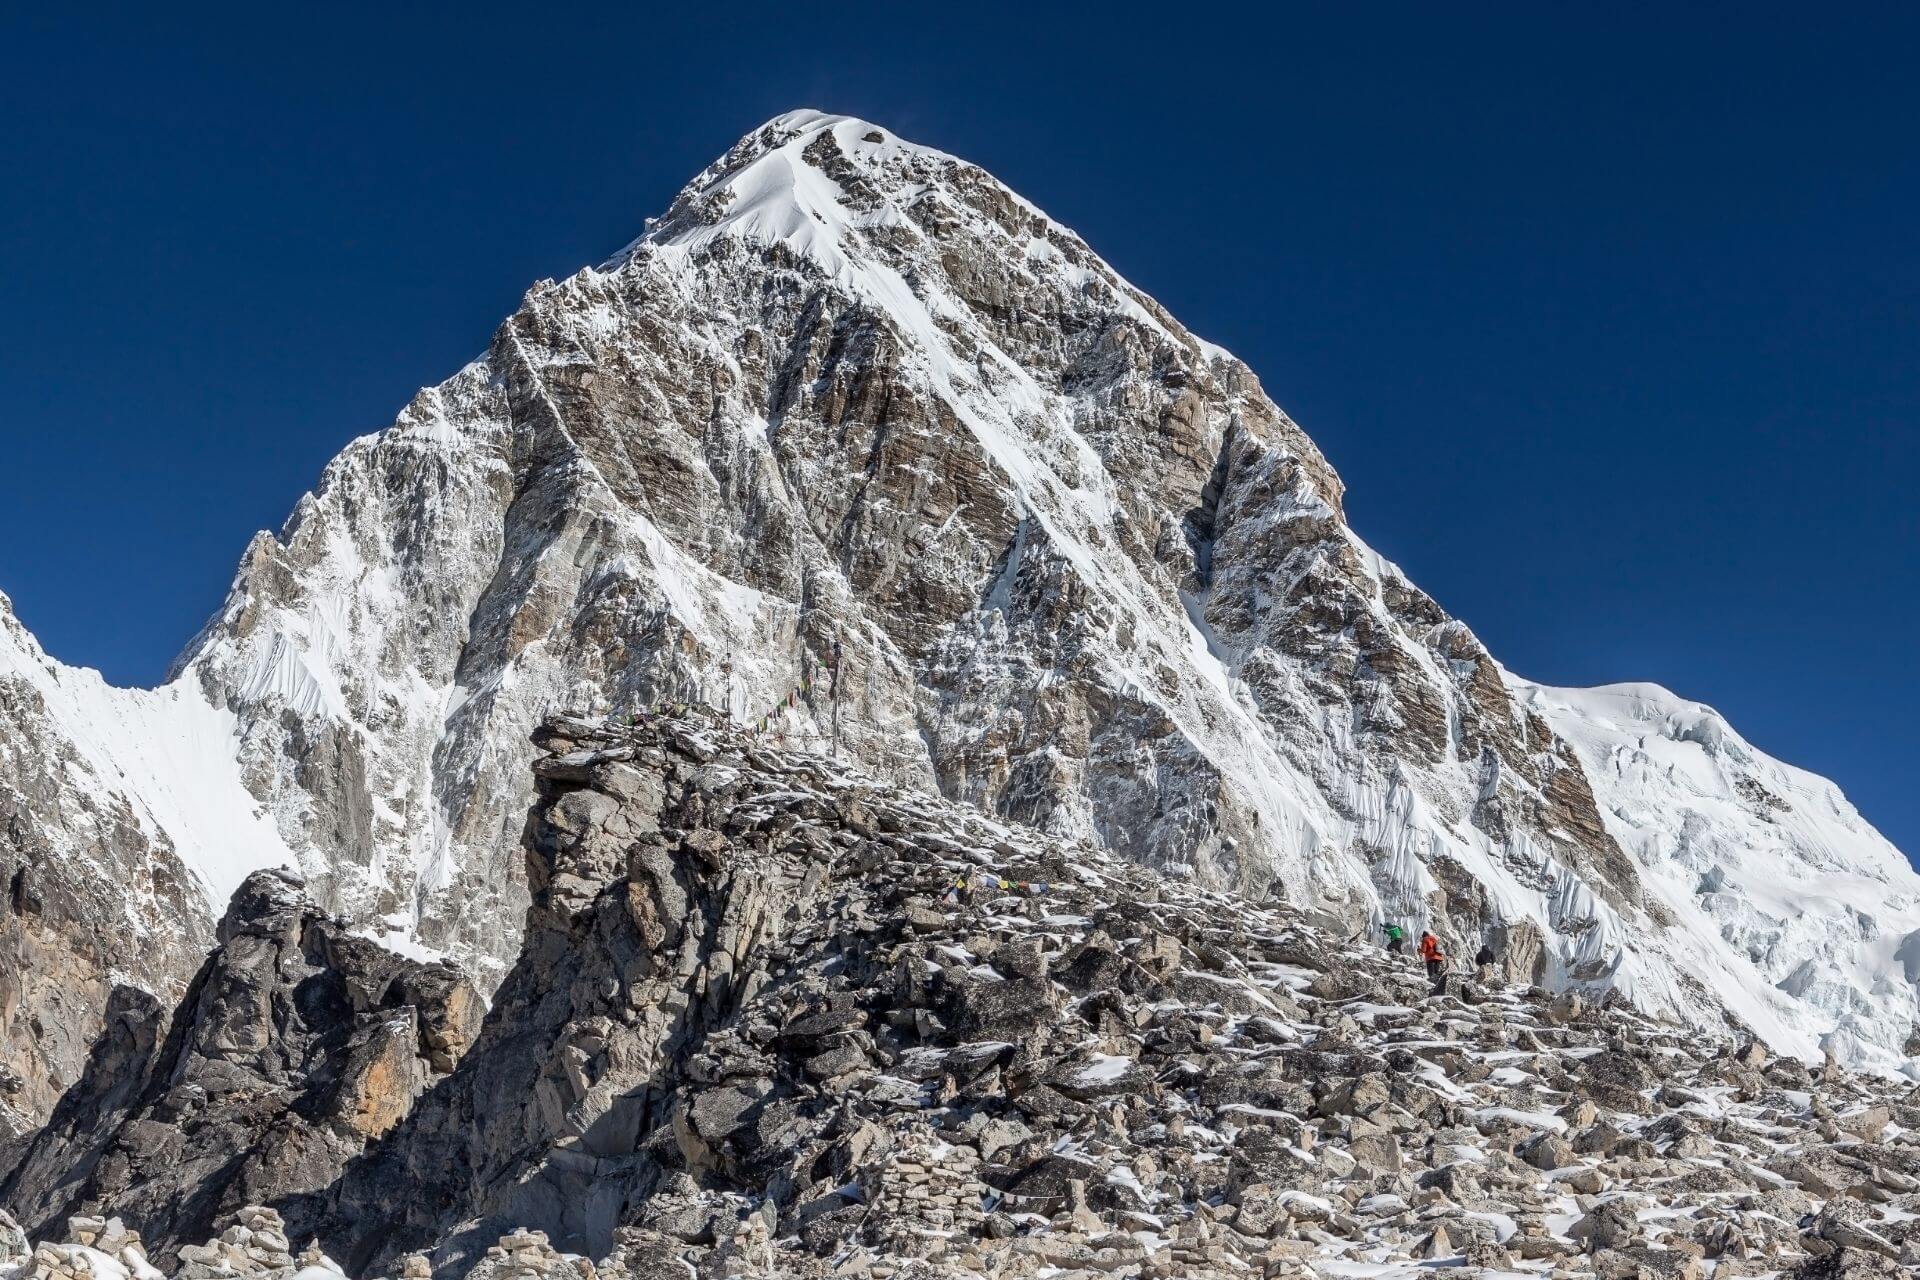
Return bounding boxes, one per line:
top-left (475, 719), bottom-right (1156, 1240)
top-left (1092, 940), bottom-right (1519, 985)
top-left (0, 600), bottom-right (236, 1139)
top-left (0, 868), bottom-right (478, 1268)
top-left (2, 108), bottom-right (1917, 1132)
top-left (7, 712), bottom-right (1920, 1280)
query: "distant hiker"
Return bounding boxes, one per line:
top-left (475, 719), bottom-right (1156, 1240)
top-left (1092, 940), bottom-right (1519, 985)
top-left (1475, 941), bottom-right (1496, 969)
top-left (1383, 923), bottom-right (1407, 955)
top-left (1418, 931), bottom-right (1446, 982)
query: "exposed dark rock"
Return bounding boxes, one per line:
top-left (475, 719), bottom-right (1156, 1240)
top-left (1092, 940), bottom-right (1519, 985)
top-left (0, 869), bottom-right (477, 1267)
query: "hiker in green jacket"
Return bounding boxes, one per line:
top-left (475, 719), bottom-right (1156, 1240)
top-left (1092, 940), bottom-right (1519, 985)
top-left (1383, 922), bottom-right (1407, 955)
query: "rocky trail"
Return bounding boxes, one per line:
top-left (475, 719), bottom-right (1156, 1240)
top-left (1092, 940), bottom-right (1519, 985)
top-left (6, 713), bottom-right (1918, 1280)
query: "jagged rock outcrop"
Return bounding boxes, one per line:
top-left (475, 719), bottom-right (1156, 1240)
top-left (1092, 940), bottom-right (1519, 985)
top-left (10, 713), bottom-right (1920, 1278)
top-left (0, 870), bottom-right (479, 1267)
top-left (270, 715), bottom-right (1920, 1276)
top-left (298, 714), bottom-right (863, 1272)
top-left (2, 107), bottom-right (1916, 1140)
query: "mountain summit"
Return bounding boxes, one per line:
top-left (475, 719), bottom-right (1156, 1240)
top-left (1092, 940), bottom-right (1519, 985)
top-left (3, 111), bottom-right (1916, 1128)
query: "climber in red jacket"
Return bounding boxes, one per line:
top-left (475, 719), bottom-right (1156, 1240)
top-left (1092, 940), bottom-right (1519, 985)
top-left (1418, 931), bottom-right (1446, 982)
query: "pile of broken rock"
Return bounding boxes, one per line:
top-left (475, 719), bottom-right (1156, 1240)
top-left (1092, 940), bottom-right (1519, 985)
top-left (5, 713), bottom-right (1920, 1279)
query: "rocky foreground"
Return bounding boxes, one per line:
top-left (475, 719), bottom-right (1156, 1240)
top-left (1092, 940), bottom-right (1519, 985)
top-left (5, 712), bottom-right (1920, 1280)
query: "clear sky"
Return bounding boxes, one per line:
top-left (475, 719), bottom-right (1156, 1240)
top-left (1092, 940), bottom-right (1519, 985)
top-left (2, 5), bottom-right (1914, 856)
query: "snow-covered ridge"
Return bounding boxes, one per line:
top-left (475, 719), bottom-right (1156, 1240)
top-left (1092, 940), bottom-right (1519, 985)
top-left (0, 589), bottom-right (295, 909)
top-left (1, 109), bottom-right (1915, 1098)
top-left (1515, 677), bottom-right (1920, 1070)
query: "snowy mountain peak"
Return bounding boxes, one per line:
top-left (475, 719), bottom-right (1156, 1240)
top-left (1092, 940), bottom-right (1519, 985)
top-left (630, 109), bottom-right (1005, 264)
top-left (615, 111), bottom-right (1247, 417)
top-left (3, 114), bottom-right (1917, 1135)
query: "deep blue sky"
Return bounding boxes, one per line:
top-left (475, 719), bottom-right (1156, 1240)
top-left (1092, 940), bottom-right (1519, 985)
top-left (2, 5), bottom-right (1914, 856)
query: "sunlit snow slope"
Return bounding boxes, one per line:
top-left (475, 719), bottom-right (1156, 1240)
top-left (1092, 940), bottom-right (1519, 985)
top-left (2, 111), bottom-right (1915, 1105)
top-left (1, 593), bottom-right (297, 907)
top-left (1515, 679), bottom-right (1920, 1069)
